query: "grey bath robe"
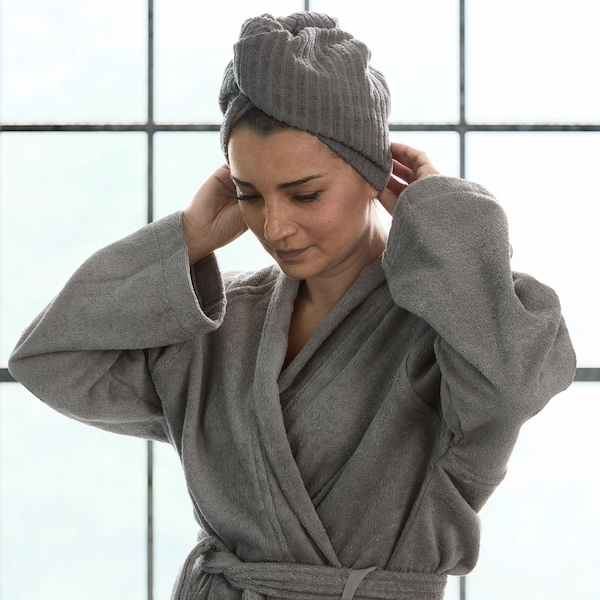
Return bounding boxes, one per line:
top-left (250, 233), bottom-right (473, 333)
top-left (9, 176), bottom-right (576, 599)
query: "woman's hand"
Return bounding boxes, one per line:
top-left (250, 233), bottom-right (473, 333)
top-left (182, 165), bottom-right (248, 265)
top-left (378, 143), bottom-right (439, 215)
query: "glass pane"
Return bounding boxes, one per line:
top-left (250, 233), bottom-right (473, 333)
top-left (444, 577), bottom-right (461, 600)
top-left (467, 383), bottom-right (600, 598)
top-left (0, 132), bottom-right (147, 361)
top-left (154, 132), bottom-right (275, 272)
top-left (153, 442), bottom-right (198, 599)
top-left (467, 1), bottom-right (600, 123)
top-left (0, 0), bottom-right (147, 122)
top-left (390, 132), bottom-right (460, 178)
top-left (312, 0), bottom-right (459, 123)
top-left (154, 0), bottom-right (304, 122)
top-left (466, 132), bottom-right (600, 367)
top-left (0, 384), bottom-right (147, 599)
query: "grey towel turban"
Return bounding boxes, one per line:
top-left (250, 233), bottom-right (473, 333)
top-left (219, 12), bottom-right (392, 191)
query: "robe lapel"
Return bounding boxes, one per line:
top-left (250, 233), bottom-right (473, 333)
top-left (252, 272), bottom-right (342, 568)
top-left (278, 259), bottom-right (388, 393)
top-left (252, 260), bottom-right (387, 568)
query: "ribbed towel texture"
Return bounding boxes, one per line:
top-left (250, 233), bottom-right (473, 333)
top-left (219, 12), bottom-right (393, 191)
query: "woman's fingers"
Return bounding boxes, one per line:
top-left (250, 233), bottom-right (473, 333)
top-left (377, 144), bottom-right (440, 215)
top-left (391, 158), bottom-right (416, 185)
top-left (182, 165), bottom-right (248, 264)
top-left (390, 143), bottom-right (439, 181)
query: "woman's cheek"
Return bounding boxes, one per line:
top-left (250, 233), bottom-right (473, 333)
top-left (238, 205), bottom-right (261, 235)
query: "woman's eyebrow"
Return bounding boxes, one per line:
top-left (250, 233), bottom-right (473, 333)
top-left (277, 174), bottom-right (324, 190)
top-left (230, 174), bottom-right (324, 190)
top-left (230, 176), bottom-right (256, 189)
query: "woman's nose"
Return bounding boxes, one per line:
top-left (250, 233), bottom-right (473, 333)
top-left (263, 200), bottom-right (296, 241)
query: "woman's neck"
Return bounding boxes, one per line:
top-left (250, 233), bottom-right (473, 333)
top-left (302, 219), bottom-right (387, 312)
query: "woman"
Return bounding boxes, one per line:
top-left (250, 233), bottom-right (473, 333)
top-left (9, 12), bottom-right (575, 600)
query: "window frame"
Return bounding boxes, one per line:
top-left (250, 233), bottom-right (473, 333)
top-left (0, 1), bottom-right (598, 599)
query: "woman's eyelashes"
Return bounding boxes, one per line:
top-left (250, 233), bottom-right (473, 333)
top-left (236, 191), bottom-right (322, 203)
top-left (236, 193), bottom-right (261, 202)
top-left (294, 191), bottom-right (321, 202)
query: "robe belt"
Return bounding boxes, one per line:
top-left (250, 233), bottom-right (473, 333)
top-left (174, 537), bottom-right (447, 600)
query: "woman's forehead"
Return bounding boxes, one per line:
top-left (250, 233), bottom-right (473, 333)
top-left (227, 127), bottom-right (344, 184)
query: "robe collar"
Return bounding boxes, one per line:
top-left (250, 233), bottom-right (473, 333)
top-left (252, 257), bottom-right (387, 567)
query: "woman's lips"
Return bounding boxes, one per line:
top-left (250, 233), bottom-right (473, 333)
top-left (274, 247), bottom-right (308, 261)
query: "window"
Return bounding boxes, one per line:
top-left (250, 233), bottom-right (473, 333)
top-left (1, 1), bottom-right (598, 598)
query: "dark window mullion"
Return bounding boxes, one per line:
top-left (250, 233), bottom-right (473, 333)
top-left (459, 0), bottom-right (466, 182)
top-left (147, 2), bottom-right (155, 600)
top-left (459, 1), bottom-right (467, 598)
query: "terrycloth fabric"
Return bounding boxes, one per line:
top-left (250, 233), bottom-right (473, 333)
top-left (219, 12), bottom-right (392, 191)
top-left (9, 176), bottom-right (576, 600)
top-left (172, 536), bottom-right (446, 600)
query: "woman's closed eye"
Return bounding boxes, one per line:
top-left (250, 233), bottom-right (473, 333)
top-left (236, 193), bottom-right (261, 202)
top-left (293, 191), bottom-right (322, 202)
top-left (237, 191), bottom-right (322, 203)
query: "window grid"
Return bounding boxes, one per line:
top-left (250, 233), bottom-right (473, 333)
top-left (0, 1), bottom-right (597, 599)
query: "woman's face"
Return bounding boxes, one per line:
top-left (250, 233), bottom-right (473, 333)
top-left (227, 125), bottom-right (385, 285)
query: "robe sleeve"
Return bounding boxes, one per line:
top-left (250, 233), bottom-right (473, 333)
top-left (8, 212), bottom-right (226, 442)
top-left (382, 175), bottom-right (576, 489)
